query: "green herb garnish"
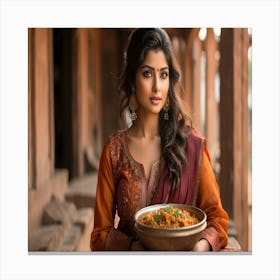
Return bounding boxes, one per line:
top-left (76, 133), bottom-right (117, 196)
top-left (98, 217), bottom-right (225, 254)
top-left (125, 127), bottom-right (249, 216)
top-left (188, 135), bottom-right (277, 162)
top-left (173, 209), bottom-right (182, 217)
top-left (164, 206), bottom-right (171, 212)
top-left (152, 214), bottom-right (162, 223)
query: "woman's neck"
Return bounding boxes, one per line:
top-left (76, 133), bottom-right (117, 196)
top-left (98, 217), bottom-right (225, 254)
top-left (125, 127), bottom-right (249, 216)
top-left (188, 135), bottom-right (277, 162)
top-left (129, 113), bottom-right (160, 140)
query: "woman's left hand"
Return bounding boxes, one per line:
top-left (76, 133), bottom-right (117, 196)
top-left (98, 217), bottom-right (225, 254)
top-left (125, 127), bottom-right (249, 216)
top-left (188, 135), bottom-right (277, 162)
top-left (192, 239), bottom-right (211, 251)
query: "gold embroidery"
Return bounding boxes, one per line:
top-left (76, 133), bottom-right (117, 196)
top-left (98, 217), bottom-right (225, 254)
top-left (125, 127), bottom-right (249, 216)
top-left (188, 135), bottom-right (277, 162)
top-left (108, 130), bottom-right (160, 236)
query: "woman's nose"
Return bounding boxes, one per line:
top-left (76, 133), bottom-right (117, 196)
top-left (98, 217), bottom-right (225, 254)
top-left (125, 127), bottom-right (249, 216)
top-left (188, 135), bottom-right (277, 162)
top-left (152, 75), bottom-right (160, 92)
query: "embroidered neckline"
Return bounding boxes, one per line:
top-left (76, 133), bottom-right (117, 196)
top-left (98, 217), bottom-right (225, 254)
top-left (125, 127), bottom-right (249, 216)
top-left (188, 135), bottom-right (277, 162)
top-left (121, 130), bottom-right (161, 206)
top-left (122, 130), bottom-right (160, 182)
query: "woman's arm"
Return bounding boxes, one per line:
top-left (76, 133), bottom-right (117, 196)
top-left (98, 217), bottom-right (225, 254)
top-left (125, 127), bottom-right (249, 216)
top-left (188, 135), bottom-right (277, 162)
top-left (90, 142), bottom-right (132, 251)
top-left (196, 147), bottom-right (229, 251)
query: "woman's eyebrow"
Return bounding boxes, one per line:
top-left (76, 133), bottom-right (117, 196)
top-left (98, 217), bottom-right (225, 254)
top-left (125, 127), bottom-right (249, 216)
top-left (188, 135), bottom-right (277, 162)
top-left (140, 65), bottom-right (169, 71)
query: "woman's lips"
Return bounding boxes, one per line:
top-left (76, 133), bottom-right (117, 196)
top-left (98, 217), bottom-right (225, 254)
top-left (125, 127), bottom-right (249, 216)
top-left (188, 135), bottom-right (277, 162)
top-left (150, 97), bottom-right (162, 105)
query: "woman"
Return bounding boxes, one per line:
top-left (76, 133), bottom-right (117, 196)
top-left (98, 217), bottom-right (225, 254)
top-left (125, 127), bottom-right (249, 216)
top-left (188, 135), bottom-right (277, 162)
top-left (90, 28), bottom-right (229, 251)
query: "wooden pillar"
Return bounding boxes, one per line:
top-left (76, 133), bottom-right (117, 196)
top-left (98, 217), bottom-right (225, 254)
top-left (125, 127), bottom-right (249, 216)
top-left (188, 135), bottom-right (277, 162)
top-left (72, 28), bottom-right (95, 176)
top-left (192, 37), bottom-right (202, 132)
top-left (28, 28), bottom-right (70, 233)
top-left (219, 28), bottom-right (249, 250)
top-left (237, 29), bottom-right (249, 251)
top-left (184, 29), bottom-right (199, 120)
top-left (101, 28), bottom-right (120, 142)
top-left (205, 28), bottom-right (218, 160)
top-left (28, 29), bottom-right (35, 189)
top-left (73, 29), bottom-right (85, 177)
top-left (73, 28), bottom-right (103, 173)
top-left (29, 28), bottom-right (54, 188)
top-left (85, 28), bottom-right (103, 169)
top-left (87, 29), bottom-right (102, 159)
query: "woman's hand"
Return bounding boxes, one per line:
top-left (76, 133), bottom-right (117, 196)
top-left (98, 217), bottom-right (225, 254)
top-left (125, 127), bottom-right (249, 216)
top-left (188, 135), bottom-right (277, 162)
top-left (130, 240), bottom-right (145, 251)
top-left (192, 239), bottom-right (211, 252)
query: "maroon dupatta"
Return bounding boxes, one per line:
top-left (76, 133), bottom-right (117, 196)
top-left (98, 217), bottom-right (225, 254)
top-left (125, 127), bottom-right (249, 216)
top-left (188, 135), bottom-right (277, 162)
top-left (150, 129), bottom-right (207, 206)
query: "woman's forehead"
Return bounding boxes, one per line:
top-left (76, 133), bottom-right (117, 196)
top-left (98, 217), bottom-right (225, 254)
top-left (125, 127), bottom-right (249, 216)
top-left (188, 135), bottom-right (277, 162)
top-left (141, 49), bottom-right (168, 69)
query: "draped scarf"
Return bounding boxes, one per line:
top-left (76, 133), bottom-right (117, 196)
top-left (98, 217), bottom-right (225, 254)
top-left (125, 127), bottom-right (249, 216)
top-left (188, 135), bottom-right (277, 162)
top-left (150, 130), bottom-right (207, 206)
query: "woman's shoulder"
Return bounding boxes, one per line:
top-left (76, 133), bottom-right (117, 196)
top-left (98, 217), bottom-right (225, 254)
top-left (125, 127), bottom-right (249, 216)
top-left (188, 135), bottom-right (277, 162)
top-left (106, 129), bottom-right (125, 142)
top-left (104, 129), bottom-right (128, 172)
top-left (104, 129), bottom-right (126, 152)
top-left (184, 126), bottom-right (205, 143)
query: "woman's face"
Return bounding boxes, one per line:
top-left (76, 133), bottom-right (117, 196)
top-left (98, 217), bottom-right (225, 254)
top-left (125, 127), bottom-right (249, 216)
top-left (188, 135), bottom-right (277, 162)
top-left (134, 49), bottom-right (169, 117)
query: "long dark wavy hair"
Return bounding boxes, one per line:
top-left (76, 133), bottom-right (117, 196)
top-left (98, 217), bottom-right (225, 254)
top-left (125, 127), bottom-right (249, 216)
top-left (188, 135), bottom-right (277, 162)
top-left (119, 28), bottom-right (192, 191)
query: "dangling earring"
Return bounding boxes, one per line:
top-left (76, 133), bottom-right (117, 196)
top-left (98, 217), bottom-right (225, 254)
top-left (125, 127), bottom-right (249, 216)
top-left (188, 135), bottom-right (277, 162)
top-left (163, 96), bottom-right (169, 120)
top-left (129, 94), bottom-right (138, 121)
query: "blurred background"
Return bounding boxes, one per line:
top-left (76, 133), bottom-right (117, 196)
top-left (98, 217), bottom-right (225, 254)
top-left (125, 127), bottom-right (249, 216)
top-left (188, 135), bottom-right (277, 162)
top-left (28, 28), bottom-right (252, 252)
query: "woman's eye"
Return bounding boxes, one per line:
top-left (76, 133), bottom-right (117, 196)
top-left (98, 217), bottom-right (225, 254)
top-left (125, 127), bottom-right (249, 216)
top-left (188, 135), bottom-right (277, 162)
top-left (160, 72), bottom-right (169, 79)
top-left (143, 71), bottom-right (152, 78)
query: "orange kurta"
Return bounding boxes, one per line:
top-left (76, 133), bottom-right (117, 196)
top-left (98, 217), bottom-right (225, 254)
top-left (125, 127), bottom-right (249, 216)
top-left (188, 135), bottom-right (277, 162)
top-left (90, 130), bottom-right (229, 251)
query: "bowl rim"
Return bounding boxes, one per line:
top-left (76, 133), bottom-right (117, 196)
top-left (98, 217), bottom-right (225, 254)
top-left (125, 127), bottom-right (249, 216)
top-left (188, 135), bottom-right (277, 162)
top-left (134, 203), bottom-right (207, 232)
top-left (134, 221), bottom-right (207, 238)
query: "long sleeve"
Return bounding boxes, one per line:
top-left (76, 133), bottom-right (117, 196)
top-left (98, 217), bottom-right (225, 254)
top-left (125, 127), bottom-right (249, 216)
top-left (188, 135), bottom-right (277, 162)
top-left (90, 142), bottom-right (116, 250)
top-left (197, 149), bottom-right (229, 251)
top-left (90, 141), bottom-right (133, 251)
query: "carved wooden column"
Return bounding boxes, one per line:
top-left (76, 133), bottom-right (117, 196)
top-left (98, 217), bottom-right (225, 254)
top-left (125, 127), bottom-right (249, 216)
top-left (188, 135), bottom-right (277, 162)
top-left (73, 28), bottom-right (86, 177)
top-left (192, 36), bottom-right (202, 132)
top-left (184, 29), bottom-right (199, 122)
top-left (205, 28), bottom-right (218, 161)
top-left (29, 28), bottom-right (54, 188)
top-left (219, 28), bottom-right (249, 250)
